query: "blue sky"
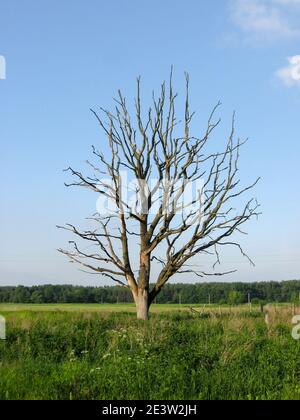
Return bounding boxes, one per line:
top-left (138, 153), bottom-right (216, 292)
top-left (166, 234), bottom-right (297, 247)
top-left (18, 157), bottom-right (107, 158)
top-left (0, 0), bottom-right (299, 286)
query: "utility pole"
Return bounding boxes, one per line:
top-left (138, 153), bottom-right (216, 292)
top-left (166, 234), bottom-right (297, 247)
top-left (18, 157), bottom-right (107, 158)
top-left (248, 293), bottom-right (252, 311)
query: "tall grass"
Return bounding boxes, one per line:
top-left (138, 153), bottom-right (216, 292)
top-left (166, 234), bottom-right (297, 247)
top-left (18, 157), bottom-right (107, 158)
top-left (0, 310), bottom-right (300, 400)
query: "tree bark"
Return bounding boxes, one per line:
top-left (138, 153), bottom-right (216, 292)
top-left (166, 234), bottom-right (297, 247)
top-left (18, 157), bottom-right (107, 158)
top-left (136, 288), bottom-right (150, 321)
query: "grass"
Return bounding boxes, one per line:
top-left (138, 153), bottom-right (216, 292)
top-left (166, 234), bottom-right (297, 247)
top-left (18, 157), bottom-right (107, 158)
top-left (0, 304), bottom-right (300, 400)
top-left (0, 302), bottom-right (271, 313)
top-left (0, 303), bottom-right (221, 313)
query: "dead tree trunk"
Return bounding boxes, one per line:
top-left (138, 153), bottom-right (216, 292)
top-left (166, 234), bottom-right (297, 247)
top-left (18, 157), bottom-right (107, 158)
top-left (136, 217), bottom-right (151, 320)
top-left (136, 288), bottom-right (150, 321)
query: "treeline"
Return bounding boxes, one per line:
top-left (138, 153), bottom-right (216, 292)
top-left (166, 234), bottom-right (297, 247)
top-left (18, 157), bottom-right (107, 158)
top-left (0, 281), bottom-right (300, 304)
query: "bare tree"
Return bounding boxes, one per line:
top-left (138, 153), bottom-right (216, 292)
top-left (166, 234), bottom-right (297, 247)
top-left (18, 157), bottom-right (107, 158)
top-left (58, 71), bottom-right (260, 320)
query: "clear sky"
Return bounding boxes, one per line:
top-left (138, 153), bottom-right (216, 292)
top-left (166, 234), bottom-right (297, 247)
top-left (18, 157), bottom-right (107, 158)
top-left (0, 0), bottom-right (300, 286)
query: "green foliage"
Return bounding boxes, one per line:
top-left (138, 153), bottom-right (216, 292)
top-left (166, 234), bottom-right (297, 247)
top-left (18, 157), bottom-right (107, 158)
top-left (290, 292), bottom-right (300, 305)
top-left (0, 310), bottom-right (300, 400)
top-left (228, 291), bottom-right (244, 306)
top-left (1, 280), bottom-right (300, 305)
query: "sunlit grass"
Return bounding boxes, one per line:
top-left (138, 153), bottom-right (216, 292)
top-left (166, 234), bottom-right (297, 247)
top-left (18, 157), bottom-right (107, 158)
top-left (0, 307), bottom-right (300, 400)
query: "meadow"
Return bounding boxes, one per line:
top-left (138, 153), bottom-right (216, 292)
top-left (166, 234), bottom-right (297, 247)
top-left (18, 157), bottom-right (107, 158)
top-left (0, 303), bottom-right (300, 400)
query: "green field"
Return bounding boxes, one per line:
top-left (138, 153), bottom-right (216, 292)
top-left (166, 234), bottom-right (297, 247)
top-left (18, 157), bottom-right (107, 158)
top-left (0, 303), bottom-right (189, 313)
top-left (0, 304), bottom-right (300, 400)
top-left (0, 302), bottom-right (269, 313)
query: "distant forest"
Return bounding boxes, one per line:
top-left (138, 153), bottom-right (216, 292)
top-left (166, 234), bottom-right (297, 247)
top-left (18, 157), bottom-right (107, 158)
top-left (1, 281), bottom-right (300, 305)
